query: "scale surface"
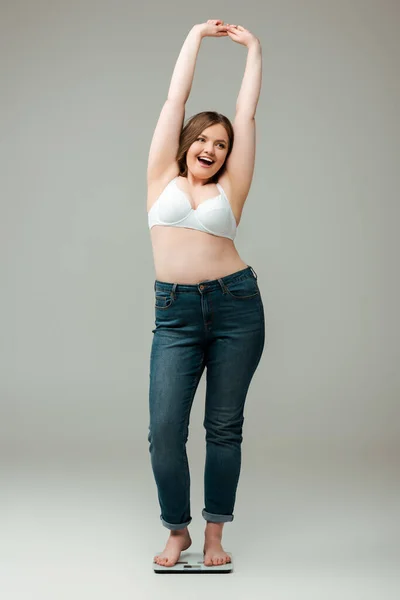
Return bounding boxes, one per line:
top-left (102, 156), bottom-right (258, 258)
top-left (153, 551), bottom-right (233, 574)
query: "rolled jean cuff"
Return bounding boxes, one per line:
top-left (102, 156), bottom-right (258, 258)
top-left (160, 515), bottom-right (192, 530)
top-left (202, 509), bottom-right (234, 523)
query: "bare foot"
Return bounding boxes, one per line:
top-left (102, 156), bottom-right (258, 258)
top-left (203, 524), bottom-right (231, 566)
top-left (154, 528), bottom-right (192, 567)
top-left (203, 539), bottom-right (231, 566)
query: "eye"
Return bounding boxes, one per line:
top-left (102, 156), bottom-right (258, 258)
top-left (197, 137), bottom-right (226, 149)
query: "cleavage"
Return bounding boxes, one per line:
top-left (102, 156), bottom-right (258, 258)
top-left (174, 177), bottom-right (220, 210)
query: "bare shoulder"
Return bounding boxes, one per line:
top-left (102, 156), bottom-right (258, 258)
top-left (147, 163), bottom-right (179, 212)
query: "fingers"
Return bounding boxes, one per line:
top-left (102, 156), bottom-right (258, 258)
top-left (205, 20), bottom-right (246, 31)
top-left (227, 24), bottom-right (245, 31)
top-left (205, 20), bottom-right (245, 29)
top-left (206, 19), bottom-right (227, 30)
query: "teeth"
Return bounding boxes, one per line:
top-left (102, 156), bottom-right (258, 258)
top-left (199, 157), bottom-right (213, 163)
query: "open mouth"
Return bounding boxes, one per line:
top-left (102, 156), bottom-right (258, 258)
top-left (197, 157), bottom-right (214, 167)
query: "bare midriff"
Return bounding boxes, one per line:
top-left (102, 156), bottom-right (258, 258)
top-left (150, 226), bottom-right (248, 284)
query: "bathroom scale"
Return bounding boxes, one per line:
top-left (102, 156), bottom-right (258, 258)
top-left (153, 551), bottom-right (233, 574)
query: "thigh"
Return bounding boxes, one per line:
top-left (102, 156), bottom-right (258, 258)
top-left (204, 335), bottom-right (264, 430)
top-left (149, 316), bottom-right (205, 439)
top-left (204, 293), bottom-right (265, 426)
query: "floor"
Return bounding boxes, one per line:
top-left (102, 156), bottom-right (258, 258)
top-left (1, 453), bottom-right (399, 600)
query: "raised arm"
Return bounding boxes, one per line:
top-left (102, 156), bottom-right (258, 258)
top-left (167, 25), bottom-right (204, 104)
top-left (147, 22), bottom-right (228, 183)
top-left (147, 26), bottom-right (202, 182)
top-left (224, 26), bottom-right (262, 203)
top-left (235, 38), bottom-right (262, 119)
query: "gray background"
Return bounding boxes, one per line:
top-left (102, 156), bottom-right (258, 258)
top-left (1, 0), bottom-right (399, 598)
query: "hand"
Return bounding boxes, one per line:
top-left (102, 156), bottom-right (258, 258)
top-left (195, 19), bottom-right (229, 38)
top-left (225, 24), bottom-right (259, 48)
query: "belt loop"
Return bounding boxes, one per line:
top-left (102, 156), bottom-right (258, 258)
top-left (171, 283), bottom-right (177, 299)
top-left (249, 265), bottom-right (258, 280)
top-left (218, 277), bottom-right (228, 294)
top-left (154, 280), bottom-right (156, 291)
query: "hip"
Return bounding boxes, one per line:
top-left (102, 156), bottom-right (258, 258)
top-left (153, 265), bottom-right (265, 339)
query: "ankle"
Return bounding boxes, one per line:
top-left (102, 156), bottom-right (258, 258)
top-left (204, 523), bottom-right (224, 537)
top-left (170, 527), bottom-right (189, 535)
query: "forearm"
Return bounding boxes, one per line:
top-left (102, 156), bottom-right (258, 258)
top-left (236, 40), bottom-right (262, 118)
top-left (167, 26), bottom-right (203, 104)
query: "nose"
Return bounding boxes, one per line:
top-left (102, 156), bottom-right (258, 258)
top-left (205, 143), bottom-right (215, 156)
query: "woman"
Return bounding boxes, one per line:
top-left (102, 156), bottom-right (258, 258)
top-left (147, 20), bottom-right (264, 568)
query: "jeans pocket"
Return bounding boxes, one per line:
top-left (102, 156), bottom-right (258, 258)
top-left (224, 276), bottom-right (260, 299)
top-left (155, 290), bottom-right (176, 310)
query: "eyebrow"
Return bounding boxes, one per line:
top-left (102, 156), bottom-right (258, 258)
top-left (200, 134), bottom-right (228, 144)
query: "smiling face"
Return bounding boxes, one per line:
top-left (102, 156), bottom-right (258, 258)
top-left (186, 123), bottom-right (230, 180)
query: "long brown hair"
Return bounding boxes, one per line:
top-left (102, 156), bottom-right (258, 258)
top-left (176, 111), bottom-right (234, 184)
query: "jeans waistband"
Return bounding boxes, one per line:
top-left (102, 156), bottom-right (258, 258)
top-left (154, 265), bottom-right (258, 293)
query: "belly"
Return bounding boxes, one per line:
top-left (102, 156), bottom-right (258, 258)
top-left (149, 226), bottom-right (248, 284)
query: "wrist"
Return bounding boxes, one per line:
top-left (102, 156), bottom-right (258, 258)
top-left (191, 24), bottom-right (205, 39)
top-left (247, 37), bottom-right (260, 50)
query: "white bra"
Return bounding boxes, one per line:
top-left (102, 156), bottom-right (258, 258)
top-left (147, 176), bottom-right (237, 240)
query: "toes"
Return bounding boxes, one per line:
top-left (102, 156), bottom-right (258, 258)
top-left (203, 553), bottom-right (231, 567)
top-left (204, 555), bottom-right (229, 566)
top-left (154, 555), bottom-right (178, 567)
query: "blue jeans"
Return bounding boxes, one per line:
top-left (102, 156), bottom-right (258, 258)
top-left (148, 265), bottom-right (265, 530)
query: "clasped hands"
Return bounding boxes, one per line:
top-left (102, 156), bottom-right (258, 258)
top-left (196, 19), bottom-right (259, 48)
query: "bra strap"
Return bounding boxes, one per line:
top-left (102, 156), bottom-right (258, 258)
top-left (216, 182), bottom-right (226, 197)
